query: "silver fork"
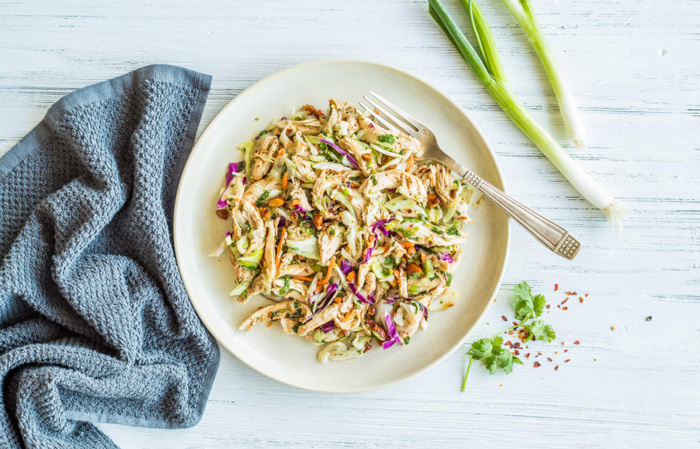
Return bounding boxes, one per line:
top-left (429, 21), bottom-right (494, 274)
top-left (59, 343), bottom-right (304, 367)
top-left (360, 91), bottom-right (581, 260)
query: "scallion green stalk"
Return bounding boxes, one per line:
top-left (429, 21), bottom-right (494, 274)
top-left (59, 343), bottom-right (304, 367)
top-left (429, 0), bottom-right (627, 225)
top-left (500, 0), bottom-right (587, 150)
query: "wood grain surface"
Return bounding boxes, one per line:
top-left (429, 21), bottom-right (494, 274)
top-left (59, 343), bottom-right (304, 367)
top-left (1, 0), bottom-right (698, 447)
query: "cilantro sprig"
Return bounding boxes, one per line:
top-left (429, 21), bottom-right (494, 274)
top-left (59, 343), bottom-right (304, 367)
top-left (462, 281), bottom-right (556, 391)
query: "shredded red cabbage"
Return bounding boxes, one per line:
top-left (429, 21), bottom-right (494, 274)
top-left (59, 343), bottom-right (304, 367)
top-left (386, 295), bottom-right (428, 320)
top-left (348, 282), bottom-right (375, 304)
top-left (360, 218), bottom-right (395, 264)
top-left (306, 283), bottom-right (338, 322)
top-left (319, 138), bottom-right (360, 169)
top-left (340, 259), bottom-right (354, 275)
top-left (360, 248), bottom-right (372, 264)
top-left (216, 162), bottom-right (246, 209)
top-left (292, 203), bottom-right (308, 214)
top-left (438, 251), bottom-right (455, 263)
top-left (321, 321), bottom-right (335, 333)
top-left (277, 217), bottom-right (287, 228)
top-left (382, 312), bottom-right (402, 349)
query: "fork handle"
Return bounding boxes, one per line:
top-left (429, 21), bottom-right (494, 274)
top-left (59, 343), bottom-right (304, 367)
top-left (463, 170), bottom-right (581, 260)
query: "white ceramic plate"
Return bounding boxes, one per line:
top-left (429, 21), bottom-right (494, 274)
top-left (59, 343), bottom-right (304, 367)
top-left (173, 60), bottom-right (510, 393)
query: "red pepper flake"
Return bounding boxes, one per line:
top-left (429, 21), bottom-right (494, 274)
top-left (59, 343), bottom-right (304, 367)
top-left (534, 361), bottom-right (541, 368)
top-left (574, 340), bottom-right (580, 345)
top-left (585, 293), bottom-right (589, 297)
top-left (493, 298), bottom-right (497, 302)
top-left (554, 283), bottom-right (559, 291)
top-left (561, 298), bottom-right (569, 305)
top-left (579, 297), bottom-right (584, 303)
top-left (564, 349), bottom-right (568, 353)
top-left (565, 359), bottom-right (571, 363)
top-left (504, 341), bottom-right (513, 347)
top-left (554, 365), bottom-right (559, 371)
top-left (501, 315), bottom-right (508, 321)
top-left (512, 321), bottom-right (518, 326)
top-left (547, 357), bottom-right (553, 362)
top-left (538, 351), bottom-right (542, 356)
top-left (525, 353), bottom-right (531, 359)
top-left (557, 305), bottom-right (561, 309)
top-left (546, 304), bottom-right (551, 309)
top-left (563, 306), bottom-right (568, 311)
top-left (513, 342), bottom-right (521, 349)
top-left (514, 350), bottom-right (520, 355)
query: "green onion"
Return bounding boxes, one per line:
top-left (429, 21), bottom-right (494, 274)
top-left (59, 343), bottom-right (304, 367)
top-left (429, 0), bottom-right (626, 225)
top-left (499, 0), bottom-right (587, 150)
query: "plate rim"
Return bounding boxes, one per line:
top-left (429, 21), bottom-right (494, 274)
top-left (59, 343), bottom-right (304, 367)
top-left (173, 58), bottom-right (511, 393)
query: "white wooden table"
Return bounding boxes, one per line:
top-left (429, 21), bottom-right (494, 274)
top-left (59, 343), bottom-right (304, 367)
top-left (2, 0), bottom-right (699, 447)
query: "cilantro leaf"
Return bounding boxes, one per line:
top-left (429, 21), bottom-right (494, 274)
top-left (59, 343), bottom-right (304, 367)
top-left (512, 281), bottom-right (546, 320)
top-left (532, 294), bottom-right (546, 318)
top-left (467, 336), bottom-right (520, 375)
top-left (468, 336), bottom-right (500, 360)
top-left (525, 319), bottom-right (556, 342)
top-left (378, 134), bottom-right (395, 144)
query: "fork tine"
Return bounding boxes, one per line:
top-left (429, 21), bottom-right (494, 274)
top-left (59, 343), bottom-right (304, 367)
top-left (358, 102), bottom-right (403, 135)
top-left (369, 91), bottom-right (425, 131)
top-left (362, 96), bottom-right (417, 137)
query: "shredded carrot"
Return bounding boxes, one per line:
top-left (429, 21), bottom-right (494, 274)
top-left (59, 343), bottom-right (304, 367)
top-left (276, 148), bottom-right (285, 158)
top-left (314, 285), bottom-right (322, 294)
top-left (346, 270), bottom-right (356, 283)
top-left (399, 241), bottom-right (414, 248)
top-left (275, 228), bottom-right (286, 272)
top-left (342, 311), bottom-right (354, 322)
top-left (267, 322), bottom-right (274, 328)
top-left (292, 276), bottom-right (314, 282)
top-left (333, 296), bottom-right (344, 304)
top-left (282, 172), bottom-right (289, 189)
top-left (317, 256), bottom-right (336, 285)
top-left (406, 154), bottom-right (414, 173)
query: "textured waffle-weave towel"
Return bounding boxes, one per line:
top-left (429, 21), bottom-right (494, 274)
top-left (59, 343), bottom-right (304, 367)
top-left (0, 65), bottom-right (220, 448)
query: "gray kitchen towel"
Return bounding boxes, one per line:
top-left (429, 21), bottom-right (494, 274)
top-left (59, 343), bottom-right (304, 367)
top-left (0, 65), bottom-right (220, 448)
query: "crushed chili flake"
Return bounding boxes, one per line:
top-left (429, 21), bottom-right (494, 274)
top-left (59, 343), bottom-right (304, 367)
top-left (538, 351), bottom-right (542, 356)
top-left (525, 353), bottom-right (531, 359)
top-left (554, 365), bottom-right (559, 371)
top-left (504, 341), bottom-right (513, 347)
top-left (547, 357), bottom-right (553, 362)
top-left (611, 326), bottom-right (616, 330)
top-left (554, 283), bottom-right (559, 291)
top-left (561, 342), bottom-right (565, 345)
top-left (565, 359), bottom-right (571, 363)
top-left (534, 361), bottom-right (541, 368)
top-left (563, 306), bottom-right (568, 311)
top-left (564, 349), bottom-right (568, 353)
top-left (574, 340), bottom-right (580, 345)
top-left (501, 315), bottom-right (508, 321)
top-left (646, 316), bottom-right (652, 322)
top-left (493, 298), bottom-right (497, 302)
top-left (579, 297), bottom-right (584, 303)
top-left (512, 321), bottom-right (518, 326)
top-left (514, 350), bottom-right (520, 355)
top-left (585, 293), bottom-right (589, 297)
top-left (561, 298), bottom-right (569, 305)
top-left (546, 304), bottom-right (551, 309)
top-left (557, 305), bottom-right (561, 309)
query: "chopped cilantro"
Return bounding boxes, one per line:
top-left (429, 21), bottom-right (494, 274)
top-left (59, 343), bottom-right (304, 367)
top-left (259, 129), bottom-right (268, 137)
top-left (446, 227), bottom-right (461, 237)
top-left (378, 134), bottom-right (395, 144)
